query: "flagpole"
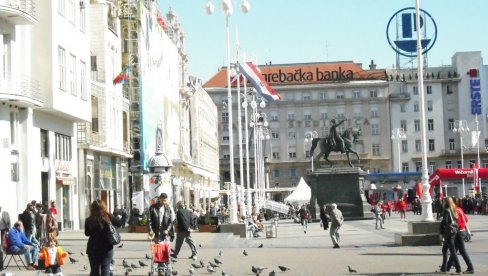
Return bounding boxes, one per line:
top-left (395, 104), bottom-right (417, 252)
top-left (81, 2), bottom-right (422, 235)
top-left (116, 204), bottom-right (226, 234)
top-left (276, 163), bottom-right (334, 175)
top-left (235, 27), bottom-right (246, 218)
top-left (476, 114), bottom-right (482, 194)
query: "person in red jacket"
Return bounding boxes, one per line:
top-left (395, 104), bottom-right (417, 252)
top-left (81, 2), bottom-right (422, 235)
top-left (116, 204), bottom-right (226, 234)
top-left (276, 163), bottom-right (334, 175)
top-left (398, 198), bottom-right (407, 222)
top-left (39, 236), bottom-right (68, 276)
top-left (446, 198), bottom-right (474, 274)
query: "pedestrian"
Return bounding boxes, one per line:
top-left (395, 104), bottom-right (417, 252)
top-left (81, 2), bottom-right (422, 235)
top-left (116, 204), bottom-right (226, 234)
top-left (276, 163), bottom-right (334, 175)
top-left (85, 199), bottom-right (123, 276)
top-left (148, 193), bottom-right (176, 243)
top-left (171, 201), bottom-right (198, 259)
top-left (437, 197), bottom-right (462, 274)
top-left (398, 197), bottom-right (407, 222)
top-left (6, 221), bottom-right (40, 270)
top-left (446, 197), bottom-right (474, 274)
top-left (38, 236), bottom-right (68, 276)
top-left (328, 203), bottom-right (344, 248)
top-left (374, 201), bottom-right (385, 230)
top-left (319, 204), bottom-right (329, 230)
top-left (21, 203), bottom-right (38, 243)
top-left (0, 205), bottom-right (11, 250)
top-left (299, 205), bottom-right (310, 234)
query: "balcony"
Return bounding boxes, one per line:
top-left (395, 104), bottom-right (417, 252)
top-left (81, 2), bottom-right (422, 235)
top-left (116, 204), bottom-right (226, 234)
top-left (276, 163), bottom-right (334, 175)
top-left (0, 71), bottom-right (43, 108)
top-left (0, 0), bottom-right (37, 25)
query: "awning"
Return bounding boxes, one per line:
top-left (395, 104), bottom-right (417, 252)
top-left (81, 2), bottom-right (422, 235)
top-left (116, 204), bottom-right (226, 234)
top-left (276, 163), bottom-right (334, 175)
top-left (56, 177), bottom-right (76, 186)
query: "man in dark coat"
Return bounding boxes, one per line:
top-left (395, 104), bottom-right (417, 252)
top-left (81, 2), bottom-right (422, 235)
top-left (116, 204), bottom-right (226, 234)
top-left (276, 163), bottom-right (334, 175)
top-left (171, 201), bottom-right (197, 259)
top-left (0, 205), bottom-right (12, 250)
top-left (148, 193), bottom-right (175, 242)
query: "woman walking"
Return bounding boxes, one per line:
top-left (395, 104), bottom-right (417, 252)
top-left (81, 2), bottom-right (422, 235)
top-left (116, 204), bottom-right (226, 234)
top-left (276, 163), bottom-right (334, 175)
top-left (85, 200), bottom-right (122, 276)
top-left (446, 197), bottom-right (474, 274)
top-left (438, 197), bottom-right (462, 274)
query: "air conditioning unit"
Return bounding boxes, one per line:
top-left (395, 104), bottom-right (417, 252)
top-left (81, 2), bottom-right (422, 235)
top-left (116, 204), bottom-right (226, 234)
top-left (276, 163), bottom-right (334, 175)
top-left (79, 1), bottom-right (85, 9)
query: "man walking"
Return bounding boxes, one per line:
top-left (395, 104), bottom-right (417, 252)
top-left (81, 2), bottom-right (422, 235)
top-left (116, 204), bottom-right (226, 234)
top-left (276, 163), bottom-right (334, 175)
top-left (148, 193), bottom-right (176, 242)
top-left (328, 204), bottom-right (344, 248)
top-left (171, 201), bottom-right (198, 259)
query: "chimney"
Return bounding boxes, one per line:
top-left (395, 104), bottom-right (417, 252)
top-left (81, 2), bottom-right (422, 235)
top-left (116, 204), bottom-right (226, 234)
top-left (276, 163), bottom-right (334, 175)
top-left (369, 60), bottom-right (377, 70)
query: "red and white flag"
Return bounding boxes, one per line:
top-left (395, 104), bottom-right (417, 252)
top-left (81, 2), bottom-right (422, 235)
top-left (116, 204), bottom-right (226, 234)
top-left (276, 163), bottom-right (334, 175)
top-left (238, 62), bottom-right (281, 101)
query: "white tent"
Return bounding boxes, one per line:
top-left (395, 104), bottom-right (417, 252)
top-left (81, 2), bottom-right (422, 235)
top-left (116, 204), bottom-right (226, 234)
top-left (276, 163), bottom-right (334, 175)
top-left (284, 177), bottom-right (311, 204)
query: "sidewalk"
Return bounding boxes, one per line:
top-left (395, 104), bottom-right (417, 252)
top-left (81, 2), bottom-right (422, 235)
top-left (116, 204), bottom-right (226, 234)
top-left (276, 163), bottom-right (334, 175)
top-left (2, 213), bottom-right (487, 275)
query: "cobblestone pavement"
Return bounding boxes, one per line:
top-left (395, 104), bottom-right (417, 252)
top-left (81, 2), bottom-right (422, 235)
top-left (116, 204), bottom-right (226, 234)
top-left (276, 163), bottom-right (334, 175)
top-left (2, 213), bottom-right (488, 275)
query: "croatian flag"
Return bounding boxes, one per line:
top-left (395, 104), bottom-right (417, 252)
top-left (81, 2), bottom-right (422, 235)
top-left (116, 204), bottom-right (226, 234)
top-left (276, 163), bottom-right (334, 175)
top-left (238, 62), bottom-right (281, 101)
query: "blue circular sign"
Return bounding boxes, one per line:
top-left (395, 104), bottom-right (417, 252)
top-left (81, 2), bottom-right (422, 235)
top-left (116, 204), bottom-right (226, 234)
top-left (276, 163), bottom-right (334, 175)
top-left (386, 7), bottom-right (437, 58)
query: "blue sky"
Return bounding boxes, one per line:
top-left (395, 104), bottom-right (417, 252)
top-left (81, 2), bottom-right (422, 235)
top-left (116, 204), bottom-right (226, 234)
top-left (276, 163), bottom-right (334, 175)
top-left (158, 0), bottom-right (488, 82)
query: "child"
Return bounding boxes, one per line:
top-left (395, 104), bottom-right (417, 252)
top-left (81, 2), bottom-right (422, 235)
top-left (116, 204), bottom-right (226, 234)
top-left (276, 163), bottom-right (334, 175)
top-left (39, 236), bottom-right (68, 276)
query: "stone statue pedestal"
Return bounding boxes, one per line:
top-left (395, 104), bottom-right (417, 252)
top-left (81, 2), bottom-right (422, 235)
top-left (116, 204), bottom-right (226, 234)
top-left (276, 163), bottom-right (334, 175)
top-left (307, 167), bottom-right (373, 220)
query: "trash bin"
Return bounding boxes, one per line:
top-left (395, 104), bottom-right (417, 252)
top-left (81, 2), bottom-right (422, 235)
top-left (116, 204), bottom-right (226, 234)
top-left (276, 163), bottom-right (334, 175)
top-left (266, 225), bottom-right (277, 238)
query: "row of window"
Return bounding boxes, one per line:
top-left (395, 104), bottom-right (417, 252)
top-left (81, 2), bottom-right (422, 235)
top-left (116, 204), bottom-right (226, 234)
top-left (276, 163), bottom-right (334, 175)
top-left (400, 159), bottom-right (488, 173)
top-left (58, 46), bottom-right (87, 100)
top-left (58, 0), bottom-right (86, 32)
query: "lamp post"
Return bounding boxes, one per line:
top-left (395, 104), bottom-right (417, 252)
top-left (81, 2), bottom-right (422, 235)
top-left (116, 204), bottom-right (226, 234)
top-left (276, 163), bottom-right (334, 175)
top-left (391, 128), bottom-right (407, 173)
top-left (205, 0), bottom-right (250, 223)
top-left (304, 130), bottom-right (319, 171)
top-left (250, 109), bottom-right (269, 213)
top-left (414, 0), bottom-right (434, 221)
top-left (453, 119), bottom-right (469, 197)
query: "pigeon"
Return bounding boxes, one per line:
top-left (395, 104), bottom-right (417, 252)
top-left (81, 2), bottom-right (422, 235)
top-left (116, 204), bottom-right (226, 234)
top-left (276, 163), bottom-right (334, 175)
top-left (82, 265), bottom-right (88, 271)
top-left (209, 261), bottom-right (219, 268)
top-left (191, 263), bottom-right (202, 269)
top-left (124, 268), bottom-right (132, 275)
top-left (130, 263), bottom-right (139, 269)
top-left (218, 250), bottom-right (223, 257)
top-left (207, 266), bottom-right (216, 273)
top-left (122, 259), bottom-right (130, 268)
top-left (348, 265), bottom-right (357, 273)
top-left (222, 271), bottom-right (230, 276)
top-left (252, 266), bottom-right (267, 274)
top-left (111, 259), bottom-right (114, 265)
top-left (258, 243), bottom-right (263, 248)
top-left (199, 259), bottom-right (205, 267)
top-left (278, 265), bottom-right (290, 272)
top-left (199, 244), bottom-right (202, 247)
top-left (145, 253), bottom-right (151, 260)
top-left (243, 250), bottom-right (248, 256)
top-left (189, 267), bottom-right (195, 274)
top-left (66, 250), bottom-right (74, 255)
top-left (269, 271), bottom-right (276, 276)
top-left (118, 243), bottom-right (124, 248)
top-left (172, 270), bottom-right (178, 275)
top-left (214, 257), bottom-right (223, 265)
top-left (81, 251), bottom-right (86, 256)
top-left (69, 257), bottom-right (78, 264)
top-left (138, 260), bottom-right (148, 267)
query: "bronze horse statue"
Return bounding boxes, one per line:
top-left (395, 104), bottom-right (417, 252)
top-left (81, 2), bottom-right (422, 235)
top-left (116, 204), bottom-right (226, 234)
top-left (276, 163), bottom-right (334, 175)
top-left (310, 127), bottom-right (362, 167)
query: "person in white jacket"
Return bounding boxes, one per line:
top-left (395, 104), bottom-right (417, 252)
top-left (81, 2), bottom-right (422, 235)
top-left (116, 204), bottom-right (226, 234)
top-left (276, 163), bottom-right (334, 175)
top-left (328, 204), bottom-right (344, 248)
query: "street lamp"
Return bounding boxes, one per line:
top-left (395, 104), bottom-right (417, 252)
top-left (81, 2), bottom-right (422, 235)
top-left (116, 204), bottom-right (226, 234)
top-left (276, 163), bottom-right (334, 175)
top-left (249, 109), bottom-right (269, 213)
top-left (414, 0), bottom-right (434, 221)
top-left (205, 0), bottom-right (250, 224)
top-left (391, 128), bottom-right (407, 173)
top-left (304, 130), bottom-right (318, 171)
top-left (453, 119), bottom-right (469, 196)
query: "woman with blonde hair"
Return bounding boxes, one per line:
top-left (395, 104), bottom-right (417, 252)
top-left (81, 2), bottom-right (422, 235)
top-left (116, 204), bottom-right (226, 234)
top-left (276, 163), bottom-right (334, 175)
top-left (85, 200), bottom-right (122, 276)
top-left (438, 197), bottom-right (462, 274)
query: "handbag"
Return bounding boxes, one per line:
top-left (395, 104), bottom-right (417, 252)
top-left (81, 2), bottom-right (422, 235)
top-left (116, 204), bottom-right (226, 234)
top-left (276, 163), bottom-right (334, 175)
top-left (107, 222), bottom-right (121, 245)
top-left (442, 210), bottom-right (459, 238)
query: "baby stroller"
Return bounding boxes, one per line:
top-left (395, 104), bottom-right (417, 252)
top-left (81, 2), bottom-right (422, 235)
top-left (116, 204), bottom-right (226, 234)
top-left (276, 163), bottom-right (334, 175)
top-left (149, 239), bottom-right (172, 276)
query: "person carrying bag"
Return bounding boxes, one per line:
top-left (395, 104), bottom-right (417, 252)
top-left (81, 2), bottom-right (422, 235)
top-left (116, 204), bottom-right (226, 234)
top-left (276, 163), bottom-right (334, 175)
top-left (437, 197), bottom-right (462, 274)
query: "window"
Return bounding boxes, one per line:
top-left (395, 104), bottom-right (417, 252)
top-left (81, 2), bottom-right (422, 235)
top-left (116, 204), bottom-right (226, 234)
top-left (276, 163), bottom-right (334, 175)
top-left (288, 131), bottom-right (296, 139)
top-left (69, 54), bottom-right (77, 96)
top-left (58, 46), bottom-right (66, 90)
top-left (80, 60), bottom-right (86, 100)
top-left (223, 154), bottom-right (230, 159)
top-left (399, 86), bottom-right (407, 95)
top-left (272, 151), bottom-right (280, 159)
top-left (41, 129), bottom-right (49, 158)
top-left (400, 120), bottom-right (407, 131)
top-left (287, 112), bottom-right (295, 121)
top-left (68, 0), bottom-right (75, 23)
top-left (320, 111), bottom-right (328, 119)
top-left (402, 162), bottom-right (409, 172)
top-left (58, 0), bottom-right (65, 16)
top-left (273, 169), bottom-right (280, 178)
top-left (428, 119), bottom-right (434, 131)
top-left (270, 112), bottom-right (278, 121)
top-left (80, 2), bottom-right (86, 32)
top-left (449, 139), bottom-right (455, 151)
top-left (447, 118), bottom-right (454, 130)
top-left (305, 150), bottom-right (311, 158)
top-left (55, 133), bottom-right (72, 161)
top-left (11, 151), bottom-right (19, 181)
top-left (372, 144), bottom-right (380, 156)
top-left (337, 113), bottom-right (345, 119)
top-left (303, 110), bottom-right (312, 120)
top-left (415, 140), bottom-right (421, 152)
top-left (369, 90), bottom-right (378, 98)
top-left (445, 160), bottom-right (452, 169)
top-left (457, 161), bottom-right (462, 169)
top-left (91, 96), bottom-right (99, 132)
top-left (336, 91), bottom-right (344, 99)
top-left (222, 135), bottom-right (229, 141)
top-left (483, 159), bottom-right (488, 168)
top-left (447, 100), bottom-right (454, 111)
top-left (353, 91), bottom-right (361, 99)
top-left (446, 85), bottom-right (453, 94)
top-left (372, 168), bottom-right (381, 173)
top-left (370, 109), bottom-right (378, 118)
top-left (429, 161), bottom-right (437, 174)
top-left (371, 124), bottom-right (379, 135)
top-left (401, 140), bottom-right (408, 153)
top-left (288, 151), bottom-right (296, 158)
top-left (400, 104), bottom-right (406, 113)
top-left (221, 112), bottom-right (228, 123)
top-left (415, 161), bottom-right (422, 172)
top-left (289, 168), bottom-right (297, 177)
top-left (414, 120), bottom-right (420, 132)
top-left (414, 102), bottom-right (419, 112)
top-left (320, 92), bottom-right (327, 100)
top-left (271, 130), bottom-right (279, 139)
top-left (428, 139), bottom-right (435, 151)
top-left (303, 94), bottom-right (311, 101)
top-left (426, 85), bottom-right (432, 94)
top-left (10, 111), bottom-right (18, 146)
top-left (413, 86), bottom-right (418, 95)
top-left (427, 100), bottom-right (433, 111)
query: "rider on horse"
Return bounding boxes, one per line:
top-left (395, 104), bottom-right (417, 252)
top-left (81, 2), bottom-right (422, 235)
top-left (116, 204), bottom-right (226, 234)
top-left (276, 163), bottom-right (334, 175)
top-left (329, 119), bottom-right (346, 153)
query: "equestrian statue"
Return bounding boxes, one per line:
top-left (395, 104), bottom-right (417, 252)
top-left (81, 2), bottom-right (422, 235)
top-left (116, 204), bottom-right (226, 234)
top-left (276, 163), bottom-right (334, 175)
top-left (310, 119), bottom-right (362, 167)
